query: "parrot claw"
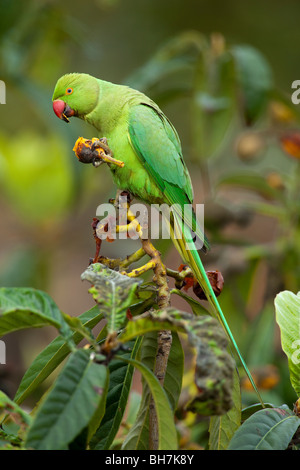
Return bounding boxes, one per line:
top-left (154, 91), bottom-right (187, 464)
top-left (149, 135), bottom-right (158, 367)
top-left (91, 138), bottom-right (113, 157)
top-left (92, 158), bottom-right (103, 167)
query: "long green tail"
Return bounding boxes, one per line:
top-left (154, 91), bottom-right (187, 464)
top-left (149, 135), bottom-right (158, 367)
top-left (170, 212), bottom-right (264, 407)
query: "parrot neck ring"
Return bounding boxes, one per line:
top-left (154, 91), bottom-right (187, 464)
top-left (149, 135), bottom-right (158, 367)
top-left (53, 99), bottom-right (75, 123)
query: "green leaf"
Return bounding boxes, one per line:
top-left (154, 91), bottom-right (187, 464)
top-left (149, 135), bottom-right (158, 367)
top-left (128, 294), bottom-right (157, 317)
top-left (116, 355), bottom-right (177, 450)
top-left (171, 288), bottom-right (209, 315)
top-left (192, 49), bottom-right (237, 159)
top-left (62, 312), bottom-right (98, 347)
top-left (81, 263), bottom-right (142, 334)
top-left (90, 337), bottom-right (142, 450)
top-left (0, 390), bottom-right (32, 428)
top-left (121, 307), bottom-right (234, 447)
top-left (14, 306), bottom-right (103, 405)
top-left (275, 291), bottom-right (300, 396)
top-left (0, 287), bottom-right (72, 340)
top-left (122, 331), bottom-right (183, 450)
top-left (126, 31), bottom-right (207, 97)
top-left (231, 45), bottom-right (273, 124)
top-left (122, 360), bottom-right (151, 448)
top-left (208, 369), bottom-right (241, 450)
top-left (163, 331), bottom-right (184, 411)
top-left (227, 407), bottom-right (300, 450)
top-left (25, 349), bottom-right (108, 450)
top-left (87, 370), bottom-right (110, 443)
top-left (118, 313), bottom-right (184, 343)
top-left (241, 403), bottom-right (274, 421)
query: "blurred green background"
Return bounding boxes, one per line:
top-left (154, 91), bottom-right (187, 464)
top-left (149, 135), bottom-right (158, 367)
top-left (1, 0), bottom-right (300, 443)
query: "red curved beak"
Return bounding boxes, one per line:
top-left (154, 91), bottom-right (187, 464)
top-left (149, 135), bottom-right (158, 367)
top-left (53, 99), bottom-right (65, 119)
top-left (53, 99), bottom-right (75, 123)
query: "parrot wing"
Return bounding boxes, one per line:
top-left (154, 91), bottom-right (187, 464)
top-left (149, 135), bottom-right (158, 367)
top-left (128, 102), bottom-right (209, 252)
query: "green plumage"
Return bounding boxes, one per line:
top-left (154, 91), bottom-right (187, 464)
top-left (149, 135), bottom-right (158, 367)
top-left (52, 73), bottom-right (263, 404)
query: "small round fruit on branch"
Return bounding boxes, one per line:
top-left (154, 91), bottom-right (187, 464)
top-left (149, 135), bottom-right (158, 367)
top-left (73, 137), bottom-right (124, 168)
top-left (73, 137), bottom-right (102, 166)
top-left (193, 270), bottom-right (224, 300)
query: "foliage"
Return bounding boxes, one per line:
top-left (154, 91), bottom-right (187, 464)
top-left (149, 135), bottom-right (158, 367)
top-left (227, 406), bottom-right (300, 450)
top-left (0, 271), bottom-right (232, 450)
top-left (275, 291), bottom-right (300, 396)
top-left (0, 270), bottom-right (299, 449)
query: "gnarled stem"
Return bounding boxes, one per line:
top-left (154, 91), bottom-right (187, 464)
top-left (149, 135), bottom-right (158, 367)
top-left (96, 189), bottom-right (173, 450)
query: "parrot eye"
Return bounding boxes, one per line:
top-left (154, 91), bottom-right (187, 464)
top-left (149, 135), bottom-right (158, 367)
top-left (66, 87), bottom-right (73, 95)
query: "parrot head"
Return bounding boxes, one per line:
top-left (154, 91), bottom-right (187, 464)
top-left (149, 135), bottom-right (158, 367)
top-left (52, 73), bottom-right (99, 122)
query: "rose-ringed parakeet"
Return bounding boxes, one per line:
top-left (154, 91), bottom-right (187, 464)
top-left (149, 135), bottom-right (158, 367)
top-left (52, 73), bottom-right (263, 403)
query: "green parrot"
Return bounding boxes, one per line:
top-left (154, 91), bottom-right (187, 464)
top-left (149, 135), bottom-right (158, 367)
top-left (52, 73), bottom-right (263, 404)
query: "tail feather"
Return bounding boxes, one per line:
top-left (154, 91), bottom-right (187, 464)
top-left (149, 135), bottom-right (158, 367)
top-left (168, 212), bottom-right (264, 406)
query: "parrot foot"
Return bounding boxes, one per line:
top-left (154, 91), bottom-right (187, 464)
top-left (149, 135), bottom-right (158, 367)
top-left (120, 259), bottom-right (156, 278)
top-left (166, 265), bottom-right (194, 290)
top-left (109, 190), bottom-right (133, 208)
top-left (109, 190), bottom-right (142, 239)
top-left (91, 190), bottom-right (139, 263)
top-left (91, 189), bottom-right (169, 309)
top-left (91, 137), bottom-right (112, 157)
top-left (121, 237), bottom-right (170, 308)
top-left (92, 247), bottom-right (146, 271)
top-left (115, 218), bottom-right (142, 238)
top-left (94, 216), bottom-right (142, 240)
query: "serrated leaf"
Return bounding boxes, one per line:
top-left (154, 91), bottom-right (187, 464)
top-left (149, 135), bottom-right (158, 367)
top-left (0, 287), bottom-right (72, 340)
top-left (185, 316), bottom-right (235, 416)
top-left (90, 337), bottom-right (142, 450)
top-left (227, 407), bottom-right (300, 450)
top-left (14, 306), bottom-right (103, 405)
top-left (81, 263), bottom-right (142, 334)
top-left (25, 349), bottom-right (108, 450)
top-left (275, 291), bottom-right (300, 396)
